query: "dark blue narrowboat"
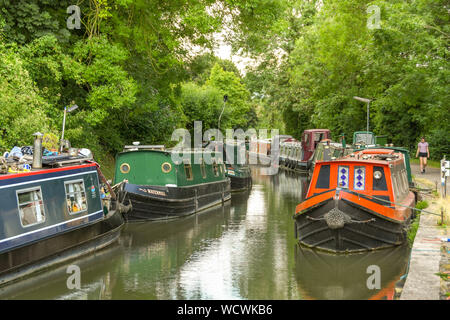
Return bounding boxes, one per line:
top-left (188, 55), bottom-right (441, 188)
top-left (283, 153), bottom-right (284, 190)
top-left (0, 135), bottom-right (128, 286)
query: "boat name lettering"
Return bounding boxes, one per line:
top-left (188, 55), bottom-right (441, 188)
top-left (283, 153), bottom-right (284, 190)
top-left (138, 188), bottom-right (166, 196)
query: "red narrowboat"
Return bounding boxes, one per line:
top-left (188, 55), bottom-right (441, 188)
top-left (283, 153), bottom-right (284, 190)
top-left (294, 149), bottom-right (415, 253)
top-left (280, 129), bottom-right (330, 171)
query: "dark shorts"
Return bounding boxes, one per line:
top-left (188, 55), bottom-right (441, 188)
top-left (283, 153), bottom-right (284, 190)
top-left (419, 152), bottom-right (428, 158)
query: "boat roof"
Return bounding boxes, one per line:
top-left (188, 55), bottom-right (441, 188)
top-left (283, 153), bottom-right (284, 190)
top-left (120, 146), bottom-right (222, 155)
top-left (316, 149), bottom-right (404, 166)
top-left (0, 154), bottom-right (96, 178)
top-left (123, 144), bottom-right (165, 151)
top-left (304, 129), bottom-right (330, 133)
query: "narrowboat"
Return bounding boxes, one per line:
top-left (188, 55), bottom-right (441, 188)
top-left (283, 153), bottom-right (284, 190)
top-left (223, 140), bottom-right (252, 192)
top-left (249, 138), bottom-right (273, 166)
top-left (279, 139), bottom-right (302, 170)
top-left (113, 144), bottom-right (231, 221)
top-left (308, 137), bottom-right (353, 173)
top-left (280, 129), bottom-right (330, 172)
top-left (294, 149), bottom-right (415, 253)
top-left (0, 134), bottom-right (127, 286)
top-left (249, 135), bottom-right (291, 166)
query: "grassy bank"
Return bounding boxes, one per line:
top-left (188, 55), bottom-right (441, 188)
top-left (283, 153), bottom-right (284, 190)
top-left (407, 200), bottom-right (428, 245)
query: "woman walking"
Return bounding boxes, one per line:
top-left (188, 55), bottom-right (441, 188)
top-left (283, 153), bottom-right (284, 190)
top-left (415, 137), bottom-right (430, 173)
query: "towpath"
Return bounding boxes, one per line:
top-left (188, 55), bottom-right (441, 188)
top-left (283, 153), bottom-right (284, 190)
top-left (400, 164), bottom-right (449, 300)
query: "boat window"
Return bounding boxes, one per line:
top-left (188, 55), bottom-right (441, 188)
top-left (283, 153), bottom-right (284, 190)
top-left (316, 165), bottom-right (330, 189)
top-left (392, 173), bottom-right (400, 201)
top-left (17, 187), bottom-right (46, 227)
top-left (354, 166), bottom-right (366, 191)
top-left (200, 160), bottom-right (207, 179)
top-left (372, 166), bottom-right (387, 191)
top-left (161, 162), bottom-right (172, 173)
top-left (397, 169), bottom-right (409, 200)
top-left (184, 164), bottom-right (193, 180)
top-left (120, 163), bottom-right (130, 174)
top-left (402, 169), bottom-right (409, 193)
top-left (65, 180), bottom-right (88, 215)
top-left (337, 166), bottom-right (350, 188)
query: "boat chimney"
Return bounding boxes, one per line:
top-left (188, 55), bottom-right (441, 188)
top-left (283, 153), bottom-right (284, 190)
top-left (32, 132), bottom-right (44, 169)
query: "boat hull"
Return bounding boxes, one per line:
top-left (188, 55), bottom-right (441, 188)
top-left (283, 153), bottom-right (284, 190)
top-left (281, 159), bottom-right (309, 172)
top-left (295, 197), bottom-right (412, 253)
top-left (0, 210), bottom-right (124, 286)
top-left (229, 175), bottom-right (252, 192)
top-left (122, 180), bottom-right (231, 221)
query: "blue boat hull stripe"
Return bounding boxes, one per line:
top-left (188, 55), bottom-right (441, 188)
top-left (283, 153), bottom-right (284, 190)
top-left (0, 210), bottom-right (104, 245)
top-left (0, 170), bottom-right (97, 190)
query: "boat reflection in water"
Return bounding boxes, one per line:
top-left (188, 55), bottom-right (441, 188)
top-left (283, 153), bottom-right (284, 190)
top-left (269, 170), bottom-right (309, 201)
top-left (0, 243), bottom-right (124, 300)
top-left (116, 201), bottom-right (234, 299)
top-left (294, 244), bottom-right (410, 300)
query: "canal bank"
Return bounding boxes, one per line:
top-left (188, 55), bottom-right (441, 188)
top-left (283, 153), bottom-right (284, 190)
top-left (400, 164), bottom-right (449, 300)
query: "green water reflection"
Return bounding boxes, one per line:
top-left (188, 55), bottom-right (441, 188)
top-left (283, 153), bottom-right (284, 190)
top-left (1, 168), bottom-right (409, 300)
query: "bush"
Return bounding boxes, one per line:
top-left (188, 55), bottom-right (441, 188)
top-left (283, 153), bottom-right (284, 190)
top-left (427, 127), bottom-right (450, 161)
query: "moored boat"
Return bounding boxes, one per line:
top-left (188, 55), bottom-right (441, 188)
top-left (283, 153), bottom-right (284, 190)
top-left (280, 129), bottom-right (330, 172)
top-left (249, 138), bottom-right (273, 166)
top-left (223, 140), bottom-right (252, 192)
top-left (113, 144), bottom-right (231, 221)
top-left (308, 137), bottom-right (353, 174)
top-left (294, 148), bottom-right (415, 253)
top-left (0, 134), bottom-right (127, 286)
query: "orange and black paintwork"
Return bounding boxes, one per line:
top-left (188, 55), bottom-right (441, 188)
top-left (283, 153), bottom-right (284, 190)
top-left (294, 149), bottom-right (415, 253)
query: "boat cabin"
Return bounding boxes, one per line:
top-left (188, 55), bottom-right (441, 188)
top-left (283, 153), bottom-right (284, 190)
top-left (307, 149), bottom-right (411, 211)
top-left (301, 129), bottom-right (331, 161)
top-left (114, 147), bottom-right (227, 188)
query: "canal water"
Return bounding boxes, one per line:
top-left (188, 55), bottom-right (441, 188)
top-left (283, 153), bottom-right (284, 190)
top-left (0, 168), bottom-right (410, 300)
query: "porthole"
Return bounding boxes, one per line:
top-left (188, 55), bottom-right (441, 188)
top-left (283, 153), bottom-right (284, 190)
top-left (161, 162), bottom-right (172, 173)
top-left (120, 163), bottom-right (130, 174)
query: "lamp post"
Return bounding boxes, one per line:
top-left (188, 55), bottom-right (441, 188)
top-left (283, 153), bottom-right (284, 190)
top-left (353, 96), bottom-right (372, 133)
top-left (60, 103), bottom-right (79, 152)
top-left (218, 95), bottom-right (228, 133)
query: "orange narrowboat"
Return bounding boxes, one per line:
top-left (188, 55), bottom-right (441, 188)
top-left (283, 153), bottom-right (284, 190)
top-left (294, 149), bottom-right (415, 253)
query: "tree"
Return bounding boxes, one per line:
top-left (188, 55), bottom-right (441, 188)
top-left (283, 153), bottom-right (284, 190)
top-left (0, 43), bottom-right (52, 150)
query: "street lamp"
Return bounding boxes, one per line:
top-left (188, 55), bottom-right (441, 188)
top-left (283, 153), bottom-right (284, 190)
top-left (353, 96), bottom-right (372, 133)
top-left (60, 103), bottom-right (79, 152)
top-left (218, 95), bottom-right (228, 133)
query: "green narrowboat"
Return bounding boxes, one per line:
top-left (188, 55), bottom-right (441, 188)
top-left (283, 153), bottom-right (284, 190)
top-left (113, 145), bottom-right (231, 221)
top-left (223, 140), bottom-right (252, 192)
top-left (308, 139), bottom-right (354, 173)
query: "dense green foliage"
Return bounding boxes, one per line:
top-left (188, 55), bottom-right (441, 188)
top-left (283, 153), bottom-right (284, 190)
top-left (0, 0), bottom-right (448, 164)
top-left (244, 0), bottom-right (449, 158)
